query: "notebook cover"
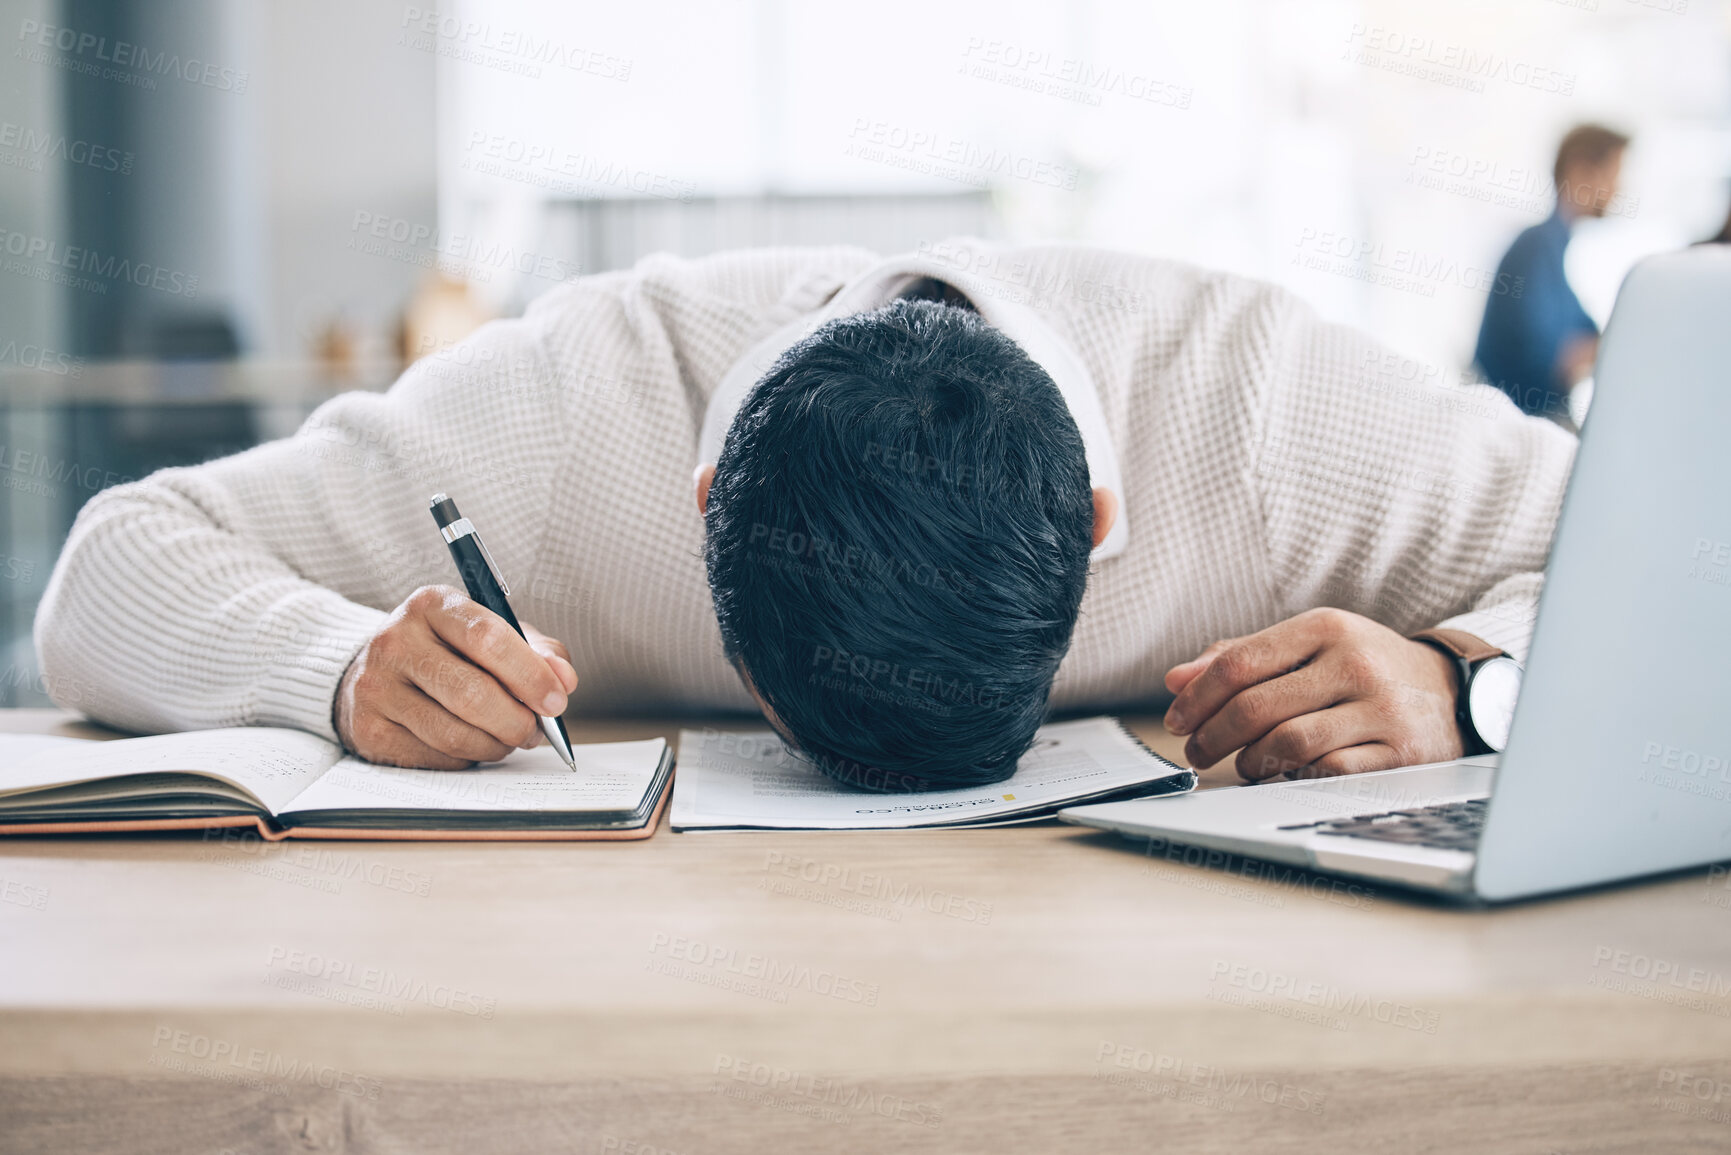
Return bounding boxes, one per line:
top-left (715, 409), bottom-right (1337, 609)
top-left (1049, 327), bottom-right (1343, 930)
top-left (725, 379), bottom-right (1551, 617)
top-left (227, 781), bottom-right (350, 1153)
top-left (0, 771), bottom-right (673, 841)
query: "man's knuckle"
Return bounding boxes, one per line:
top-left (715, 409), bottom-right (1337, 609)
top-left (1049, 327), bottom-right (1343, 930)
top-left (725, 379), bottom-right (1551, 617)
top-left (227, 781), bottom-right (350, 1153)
top-left (1339, 649), bottom-right (1383, 690)
top-left (1370, 693), bottom-right (1407, 724)
top-left (407, 584), bottom-right (446, 613)
top-left (1277, 715), bottom-right (1322, 760)
top-left (1226, 691), bottom-right (1273, 733)
top-left (1311, 751), bottom-right (1349, 776)
top-left (352, 712), bottom-right (389, 749)
top-left (369, 628), bottom-right (402, 661)
top-left (450, 670), bottom-right (490, 714)
top-left (468, 617), bottom-right (511, 658)
top-left (1213, 647), bottom-right (1257, 687)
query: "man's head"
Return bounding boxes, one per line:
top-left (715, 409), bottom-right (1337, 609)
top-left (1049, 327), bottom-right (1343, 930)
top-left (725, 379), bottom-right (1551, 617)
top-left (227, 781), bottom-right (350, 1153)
top-left (700, 299), bottom-right (1110, 791)
top-left (1554, 124), bottom-right (1629, 220)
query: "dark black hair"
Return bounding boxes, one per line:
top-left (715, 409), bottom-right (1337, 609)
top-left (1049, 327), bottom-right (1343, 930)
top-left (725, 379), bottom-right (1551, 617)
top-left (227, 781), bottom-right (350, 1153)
top-left (704, 298), bottom-right (1094, 791)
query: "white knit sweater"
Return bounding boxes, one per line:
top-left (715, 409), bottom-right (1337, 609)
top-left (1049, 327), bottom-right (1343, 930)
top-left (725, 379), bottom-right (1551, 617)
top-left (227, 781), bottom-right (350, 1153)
top-left (35, 242), bottom-right (1575, 741)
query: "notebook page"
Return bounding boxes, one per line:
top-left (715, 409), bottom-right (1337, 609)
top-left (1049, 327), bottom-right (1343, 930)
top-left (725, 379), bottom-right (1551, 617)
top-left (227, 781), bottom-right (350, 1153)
top-left (671, 716), bottom-right (1187, 830)
top-left (0, 728), bottom-right (343, 814)
top-left (281, 739), bottom-right (668, 815)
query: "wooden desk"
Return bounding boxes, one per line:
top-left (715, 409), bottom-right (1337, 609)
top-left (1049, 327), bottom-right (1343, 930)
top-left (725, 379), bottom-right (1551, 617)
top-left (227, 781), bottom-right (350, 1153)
top-left (2, 709), bottom-right (1729, 1154)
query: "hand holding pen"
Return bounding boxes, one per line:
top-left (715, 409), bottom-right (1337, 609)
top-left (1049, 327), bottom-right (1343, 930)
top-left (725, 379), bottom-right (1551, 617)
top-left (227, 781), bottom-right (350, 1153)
top-left (331, 496), bottom-right (579, 771)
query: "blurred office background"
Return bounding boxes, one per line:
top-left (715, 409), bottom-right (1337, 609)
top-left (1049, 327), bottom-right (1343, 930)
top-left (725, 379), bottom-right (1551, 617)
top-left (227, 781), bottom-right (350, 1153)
top-left (1, 0), bottom-right (1728, 705)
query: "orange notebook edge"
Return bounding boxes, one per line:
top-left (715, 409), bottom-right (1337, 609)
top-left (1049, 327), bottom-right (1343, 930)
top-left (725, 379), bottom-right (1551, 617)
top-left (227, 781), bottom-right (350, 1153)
top-left (0, 768), bottom-right (675, 842)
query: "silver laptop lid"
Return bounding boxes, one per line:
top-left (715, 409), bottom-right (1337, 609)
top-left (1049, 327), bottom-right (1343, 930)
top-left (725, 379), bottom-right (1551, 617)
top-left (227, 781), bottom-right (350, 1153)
top-left (1475, 246), bottom-right (1731, 900)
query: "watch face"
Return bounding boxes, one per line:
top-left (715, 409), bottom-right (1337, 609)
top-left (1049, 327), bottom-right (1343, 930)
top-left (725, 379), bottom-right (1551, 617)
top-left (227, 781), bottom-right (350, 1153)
top-left (1467, 658), bottom-right (1524, 753)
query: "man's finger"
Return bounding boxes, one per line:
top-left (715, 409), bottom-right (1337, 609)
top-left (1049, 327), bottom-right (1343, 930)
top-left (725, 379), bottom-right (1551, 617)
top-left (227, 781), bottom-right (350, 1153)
top-left (521, 623), bottom-right (579, 692)
top-left (1302, 742), bottom-right (1405, 779)
top-left (394, 683), bottom-right (516, 764)
top-left (368, 716), bottom-right (474, 771)
top-left (535, 648), bottom-right (578, 694)
top-left (1163, 638), bottom-right (1237, 696)
top-left (1164, 620), bottom-right (1325, 737)
top-left (1233, 701), bottom-right (1384, 782)
top-left (1184, 662), bottom-right (1347, 769)
top-left (426, 600), bottom-right (568, 717)
top-left (409, 648), bottom-right (541, 750)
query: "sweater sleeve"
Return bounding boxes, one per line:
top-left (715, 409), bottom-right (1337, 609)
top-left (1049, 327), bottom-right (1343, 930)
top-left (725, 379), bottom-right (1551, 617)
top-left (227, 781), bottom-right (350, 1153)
top-left (1253, 301), bottom-right (1576, 663)
top-left (33, 310), bottom-right (572, 740)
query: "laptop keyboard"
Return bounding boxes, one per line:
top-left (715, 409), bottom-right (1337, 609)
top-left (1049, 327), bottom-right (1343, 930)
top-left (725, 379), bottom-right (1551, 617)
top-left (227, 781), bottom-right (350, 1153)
top-left (1279, 798), bottom-right (1490, 852)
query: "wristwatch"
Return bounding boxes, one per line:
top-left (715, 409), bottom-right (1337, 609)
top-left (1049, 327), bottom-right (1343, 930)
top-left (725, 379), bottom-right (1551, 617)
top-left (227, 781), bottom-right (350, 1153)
top-left (1411, 628), bottom-right (1524, 756)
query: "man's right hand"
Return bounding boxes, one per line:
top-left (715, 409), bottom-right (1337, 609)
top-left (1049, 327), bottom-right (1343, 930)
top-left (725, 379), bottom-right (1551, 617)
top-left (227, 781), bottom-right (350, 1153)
top-left (334, 585), bottom-right (578, 770)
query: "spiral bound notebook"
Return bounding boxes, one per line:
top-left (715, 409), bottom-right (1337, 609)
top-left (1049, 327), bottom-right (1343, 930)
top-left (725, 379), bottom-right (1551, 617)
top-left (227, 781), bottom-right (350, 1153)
top-left (671, 716), bottom-right (1195, 831)
top-left (0, 728), bottom-right (673, 841)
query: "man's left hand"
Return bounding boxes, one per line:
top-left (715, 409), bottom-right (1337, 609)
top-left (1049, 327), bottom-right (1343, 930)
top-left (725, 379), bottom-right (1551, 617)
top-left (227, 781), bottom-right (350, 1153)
top-left (1162, 608), bottom-right (1464, 781)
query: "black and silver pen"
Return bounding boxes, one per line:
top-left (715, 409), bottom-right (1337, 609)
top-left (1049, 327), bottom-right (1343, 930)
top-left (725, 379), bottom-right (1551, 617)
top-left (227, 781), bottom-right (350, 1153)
top-left (428, 492), bottom-right (577, 769)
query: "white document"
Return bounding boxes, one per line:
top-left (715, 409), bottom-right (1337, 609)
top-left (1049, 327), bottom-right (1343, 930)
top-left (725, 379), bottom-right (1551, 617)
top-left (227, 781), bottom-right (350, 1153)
top-left (670, 716), bottom-right (1191, 831)
top-left (281, 739), bottom-right (668, 815)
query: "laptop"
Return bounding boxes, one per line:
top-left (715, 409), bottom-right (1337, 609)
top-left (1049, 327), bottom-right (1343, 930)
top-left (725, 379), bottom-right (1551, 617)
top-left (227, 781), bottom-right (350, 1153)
top-left (1061, 246), bottom-right (1731, 902)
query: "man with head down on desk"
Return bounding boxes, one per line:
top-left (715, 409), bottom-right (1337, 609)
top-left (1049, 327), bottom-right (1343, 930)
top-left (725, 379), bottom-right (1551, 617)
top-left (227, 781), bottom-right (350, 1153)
top-left (36, 240), bottom-right (1570, 791)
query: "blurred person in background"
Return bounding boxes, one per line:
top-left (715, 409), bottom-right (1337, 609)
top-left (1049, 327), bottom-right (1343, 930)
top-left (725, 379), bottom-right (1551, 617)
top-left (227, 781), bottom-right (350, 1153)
top-left (1474, 124), bottom-right (1630, 427)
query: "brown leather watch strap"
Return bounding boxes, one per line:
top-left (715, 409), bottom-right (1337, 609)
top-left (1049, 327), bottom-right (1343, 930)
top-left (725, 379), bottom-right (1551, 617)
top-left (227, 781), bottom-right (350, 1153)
top-left (1410, 627), bottom-right (1505, 664)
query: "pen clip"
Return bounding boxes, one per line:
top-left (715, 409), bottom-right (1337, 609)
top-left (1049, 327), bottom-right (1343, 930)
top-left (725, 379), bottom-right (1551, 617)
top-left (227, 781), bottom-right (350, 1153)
top-left (440, 517), bottom-right (512, 596)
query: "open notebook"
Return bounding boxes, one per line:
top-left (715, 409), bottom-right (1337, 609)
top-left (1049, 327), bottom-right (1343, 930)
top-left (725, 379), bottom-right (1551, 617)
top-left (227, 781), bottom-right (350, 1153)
top-left (0, 728), bottom-right (674, 841)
